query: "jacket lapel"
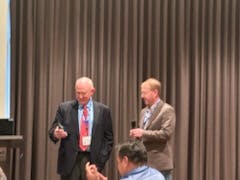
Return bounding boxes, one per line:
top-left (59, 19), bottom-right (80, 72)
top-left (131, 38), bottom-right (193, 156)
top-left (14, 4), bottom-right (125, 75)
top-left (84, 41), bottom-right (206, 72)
top-left (140, 108), bottom-right (147, 128)
top-left (144, 100), bottom-right (164, 129)
top-left (91, 101), bottom-right (98, 138)
top-left (71, 100), bottom-right (79, 138)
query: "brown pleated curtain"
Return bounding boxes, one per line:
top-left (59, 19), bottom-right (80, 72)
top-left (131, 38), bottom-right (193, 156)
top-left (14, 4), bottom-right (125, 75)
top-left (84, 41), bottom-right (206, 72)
top-left (10, 0), bottom-right (240, 180)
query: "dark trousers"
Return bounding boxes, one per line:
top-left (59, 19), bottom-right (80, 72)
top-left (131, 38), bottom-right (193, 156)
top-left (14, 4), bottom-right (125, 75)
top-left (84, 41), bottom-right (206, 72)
top-left (61, 152), bottom-right (90, 180)
top-left (160, 170), bottom-right (172, 180)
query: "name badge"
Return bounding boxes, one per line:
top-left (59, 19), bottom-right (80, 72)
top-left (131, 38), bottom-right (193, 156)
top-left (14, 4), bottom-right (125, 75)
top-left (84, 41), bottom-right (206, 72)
top-left (82, 136), bottom-right (91, 146)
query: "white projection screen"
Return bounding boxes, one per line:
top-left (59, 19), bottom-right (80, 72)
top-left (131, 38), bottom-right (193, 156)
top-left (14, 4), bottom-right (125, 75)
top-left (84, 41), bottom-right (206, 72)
top-left (0, 0), bottom-right (11, 119)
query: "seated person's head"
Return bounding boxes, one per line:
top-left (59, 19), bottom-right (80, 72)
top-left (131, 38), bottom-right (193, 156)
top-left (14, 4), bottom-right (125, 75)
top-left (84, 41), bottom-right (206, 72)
top-left (116, 140), bottom-right (147, 176)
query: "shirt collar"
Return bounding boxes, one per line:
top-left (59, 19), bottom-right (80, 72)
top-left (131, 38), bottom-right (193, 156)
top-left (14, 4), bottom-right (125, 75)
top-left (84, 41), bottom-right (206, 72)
top-left (121, 166), bottom-right (148, 179)
top-left (148, 98), bottom-right (160, 112)
top-left (79, 98), bottom-right (93, 109)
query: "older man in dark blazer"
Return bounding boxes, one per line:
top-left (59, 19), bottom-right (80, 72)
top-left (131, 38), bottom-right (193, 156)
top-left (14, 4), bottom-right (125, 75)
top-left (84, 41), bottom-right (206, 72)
top-left (49, 77), bottom-right (113, 180)
top-left (130, 78), bottom-right (176, 180)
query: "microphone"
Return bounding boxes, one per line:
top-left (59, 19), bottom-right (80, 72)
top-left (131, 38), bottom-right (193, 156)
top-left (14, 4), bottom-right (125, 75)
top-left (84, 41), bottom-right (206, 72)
top-left (131, 120), bottom-right (136, 129)
top-left (130, 120), bottom-right (141, 141)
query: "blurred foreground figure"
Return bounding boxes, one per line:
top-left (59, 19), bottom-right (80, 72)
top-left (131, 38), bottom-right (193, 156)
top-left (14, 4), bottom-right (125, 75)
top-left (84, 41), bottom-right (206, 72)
top-left (86, 140), bottom-right (165, 180)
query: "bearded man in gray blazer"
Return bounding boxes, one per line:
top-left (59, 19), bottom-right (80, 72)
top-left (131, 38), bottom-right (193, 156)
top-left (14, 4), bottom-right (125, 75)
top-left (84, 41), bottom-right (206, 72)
top-left (49, 77), bottom-right (113, 180)
top-left (130, 78), bottom-right (176, 180)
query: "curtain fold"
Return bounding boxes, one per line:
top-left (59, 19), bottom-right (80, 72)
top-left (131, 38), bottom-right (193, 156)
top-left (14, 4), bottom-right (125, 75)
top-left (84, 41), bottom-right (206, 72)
top-left (10, 0), bottom-right (240, 179)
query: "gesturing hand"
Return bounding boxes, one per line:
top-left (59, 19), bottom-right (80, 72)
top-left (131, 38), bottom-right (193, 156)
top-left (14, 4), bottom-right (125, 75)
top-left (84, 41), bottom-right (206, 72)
top-left (54, 126), bottom-right (68, 139)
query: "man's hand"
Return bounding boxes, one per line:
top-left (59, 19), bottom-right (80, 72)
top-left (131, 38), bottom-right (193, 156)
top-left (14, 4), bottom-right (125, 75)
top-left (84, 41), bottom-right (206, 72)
top-left (129, 128), bottom-right (144, 138)
top-left (85, 162), bottom-right (107, 180)
top-left (54, 126), bottom-right (68, 139)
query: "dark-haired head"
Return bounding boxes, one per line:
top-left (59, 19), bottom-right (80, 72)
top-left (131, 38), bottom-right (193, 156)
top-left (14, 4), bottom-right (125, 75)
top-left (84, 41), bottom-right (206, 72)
top-left (116, 140), bottom-right (147, 166)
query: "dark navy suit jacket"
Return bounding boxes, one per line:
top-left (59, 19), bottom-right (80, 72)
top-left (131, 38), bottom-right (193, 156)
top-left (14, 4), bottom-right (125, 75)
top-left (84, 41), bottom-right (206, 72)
top-left (49, 100), bottom-right (114, 176)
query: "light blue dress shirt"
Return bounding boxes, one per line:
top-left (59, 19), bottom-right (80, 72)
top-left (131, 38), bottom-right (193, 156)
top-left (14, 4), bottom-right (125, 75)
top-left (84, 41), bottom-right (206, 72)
top-left (143, 98), bottom-right (161, 129)
top-left (121, 165), bottom-right (165, 180)
top-left (78, 98), bottom-right (94, 151)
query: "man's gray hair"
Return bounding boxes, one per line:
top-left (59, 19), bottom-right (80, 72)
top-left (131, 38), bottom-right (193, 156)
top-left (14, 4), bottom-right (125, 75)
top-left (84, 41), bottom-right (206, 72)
top-left (75, 77), bottom-right (94, 88)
